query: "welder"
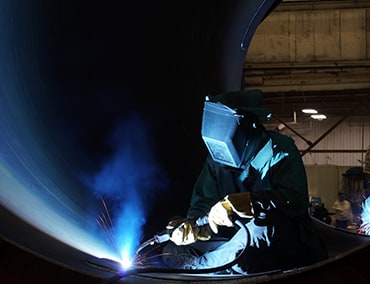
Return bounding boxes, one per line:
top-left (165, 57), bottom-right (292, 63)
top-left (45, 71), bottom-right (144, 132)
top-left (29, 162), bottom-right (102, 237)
top-left (162, 89), bottom-right (328, 274)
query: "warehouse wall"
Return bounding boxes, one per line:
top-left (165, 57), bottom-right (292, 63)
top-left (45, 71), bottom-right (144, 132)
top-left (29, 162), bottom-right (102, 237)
top-left (282, 115), bottom-right (369, 214)
top-left (244, 1), bottom-right (370, 93)
top-left (245, 1), bottom-right (370, 215)
top-left (278, 115), bottom-right (370, 166)
top-left (247, 3), bottom-right (370, 64)
top-left (305, 164), bottom-right (351, 216)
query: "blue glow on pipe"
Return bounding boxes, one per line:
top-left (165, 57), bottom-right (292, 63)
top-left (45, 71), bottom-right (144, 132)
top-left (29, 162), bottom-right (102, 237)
top-left (0, 85), bottom-right (121, 260)
top-left (0, 1), bottom-right (169, 267)
top-left (81, 113), bottom-right (169, 264)
top-left (0, 94), bottom-right (169, 265)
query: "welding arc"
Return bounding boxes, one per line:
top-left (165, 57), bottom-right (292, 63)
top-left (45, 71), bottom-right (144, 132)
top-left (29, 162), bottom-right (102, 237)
top-left (103, 220), bottom-right (259, 284)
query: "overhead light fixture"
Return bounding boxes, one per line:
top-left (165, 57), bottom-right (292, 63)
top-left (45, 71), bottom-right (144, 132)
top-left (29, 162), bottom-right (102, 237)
top-left (311, 114), bottom-right (327, 121)
top-left (302, 108), bottom-right (318, 114)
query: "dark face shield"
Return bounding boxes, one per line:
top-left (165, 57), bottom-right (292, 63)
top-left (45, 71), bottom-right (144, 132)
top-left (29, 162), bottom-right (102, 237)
top-left (201, 101), bottom-right (263, 169)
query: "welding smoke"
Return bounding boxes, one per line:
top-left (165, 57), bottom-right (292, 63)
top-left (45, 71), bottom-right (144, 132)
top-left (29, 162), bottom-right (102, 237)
top-left (82, 111), bottom-right (169, 259)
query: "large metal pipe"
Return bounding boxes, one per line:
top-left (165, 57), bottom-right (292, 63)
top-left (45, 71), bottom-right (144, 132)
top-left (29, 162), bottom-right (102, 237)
top-left (1, 1), bottom-right (370, 283)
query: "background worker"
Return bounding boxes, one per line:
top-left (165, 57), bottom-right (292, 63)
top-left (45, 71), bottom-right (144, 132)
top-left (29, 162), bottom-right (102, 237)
top-left (332, 191), bottom-right (353, 229)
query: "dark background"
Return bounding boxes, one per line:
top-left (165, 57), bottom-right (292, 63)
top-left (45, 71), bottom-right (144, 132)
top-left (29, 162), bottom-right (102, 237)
top-left (3, 0), bottom-right (209, 236)
top-left (0, 1), bottom-right (279, 282)
top-left (1, 1), bottom-right (207, 282)
top-left (41, 1), bottom-right (205, 226)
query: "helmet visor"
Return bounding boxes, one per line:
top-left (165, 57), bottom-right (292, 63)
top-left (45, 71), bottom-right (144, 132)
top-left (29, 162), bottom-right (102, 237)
top-left (201, 101), bottom-right (259, 168)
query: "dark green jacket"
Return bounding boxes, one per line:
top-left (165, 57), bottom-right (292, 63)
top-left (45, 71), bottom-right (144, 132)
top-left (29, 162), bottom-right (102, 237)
top-left (187, 130), bottom-right (328, 264)
top-left (187, 130), bottom-right (309, 221)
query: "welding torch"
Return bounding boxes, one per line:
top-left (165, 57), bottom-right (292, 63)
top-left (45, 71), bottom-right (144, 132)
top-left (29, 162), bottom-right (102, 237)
top-left (135, 215), bottom-right (210, 255)
top-left (103, 218), bottom-right (254, 284)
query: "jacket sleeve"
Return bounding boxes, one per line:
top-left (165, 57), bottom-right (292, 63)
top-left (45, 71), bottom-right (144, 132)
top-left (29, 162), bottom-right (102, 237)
top-left (251, 134), bottom-right (310, 225)
top-left (186, 156), bottom-right (224, 218)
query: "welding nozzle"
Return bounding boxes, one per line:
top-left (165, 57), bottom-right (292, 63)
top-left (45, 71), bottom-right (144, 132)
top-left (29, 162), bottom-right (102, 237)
top-left (135, 229), bottom-right (171, 255)
top-left (153, 231), bottom-right (171, 243)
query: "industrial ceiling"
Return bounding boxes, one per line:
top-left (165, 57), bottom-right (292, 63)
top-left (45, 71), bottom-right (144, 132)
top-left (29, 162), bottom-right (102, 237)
top-left (243, 0), bottom-right (370, 123)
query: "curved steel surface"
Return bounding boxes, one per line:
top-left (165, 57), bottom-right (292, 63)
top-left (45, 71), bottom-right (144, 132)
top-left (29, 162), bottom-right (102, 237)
top-left (1, 208), bottom-right (370, 283)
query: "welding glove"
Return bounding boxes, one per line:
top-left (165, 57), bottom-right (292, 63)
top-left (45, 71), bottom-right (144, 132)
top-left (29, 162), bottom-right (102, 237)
top-left (167, 217), bottom-right (211, 246)
top-left (245, 219), bottom-right (274, 248)
top-left (208, 192), bottom-right (254, 234)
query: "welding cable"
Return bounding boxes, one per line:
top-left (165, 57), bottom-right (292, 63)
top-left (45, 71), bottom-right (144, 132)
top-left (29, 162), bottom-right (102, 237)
top-left (103, 219), bottom-right (250, 284)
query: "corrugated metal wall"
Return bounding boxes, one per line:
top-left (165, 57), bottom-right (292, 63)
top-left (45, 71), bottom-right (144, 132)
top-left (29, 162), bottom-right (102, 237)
top-left (280, 115), bottom-right (370, 166)
top-left (278, 115), bottom-right (370, 216)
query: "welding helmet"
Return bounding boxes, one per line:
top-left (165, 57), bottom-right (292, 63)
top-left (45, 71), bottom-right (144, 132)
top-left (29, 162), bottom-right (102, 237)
top-left (201, 89), bottom-right (271, 169)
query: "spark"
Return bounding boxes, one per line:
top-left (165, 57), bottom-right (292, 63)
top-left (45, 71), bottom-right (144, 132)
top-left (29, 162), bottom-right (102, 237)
top-left (359, 196), bottom-right (370, 235)
top-left (96, 197), bottom-right (135, 268)
top-left (95, 196), bottom-right (165, 270)
top-left (132, 244), bottom-right (168, 269)
top-left (95, 196), bottom-right (120, 255)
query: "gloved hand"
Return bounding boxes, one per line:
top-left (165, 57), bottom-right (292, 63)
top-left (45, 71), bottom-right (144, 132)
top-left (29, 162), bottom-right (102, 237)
top-left (208, 192), bottom-right (254, 234)
top-left (166, 218), bottom-right (211, 246)
top-left (245, 219), bottom-right (274, 248)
